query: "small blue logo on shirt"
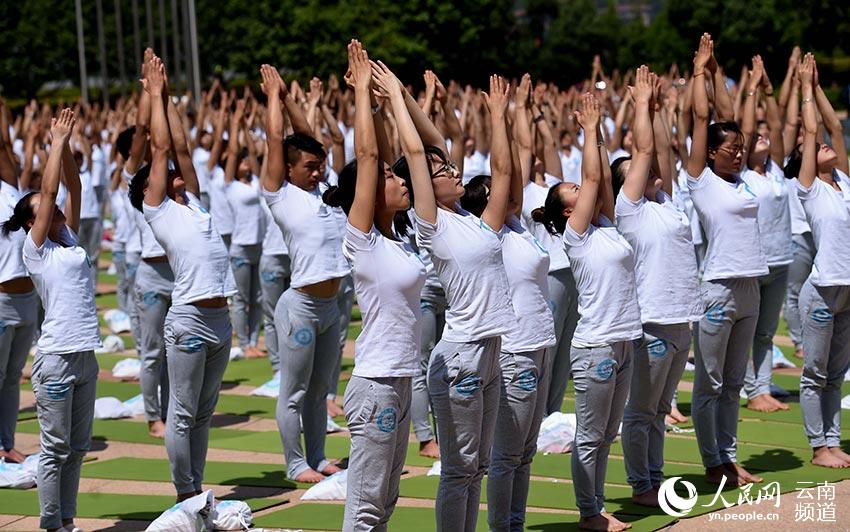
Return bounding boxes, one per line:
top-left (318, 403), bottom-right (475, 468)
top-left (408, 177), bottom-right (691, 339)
top-left (455, 375), bottom-right (483, 396)
top-left (293, 327), bottom-right (314, 347)
top-left (516, 369), bottom-right (538, 391)
top-left (596, 358), bottom-right (617, 381)
top-left (812, 307), bottom-right (834, 324)
top-left (375, 407), bottom-right (398, 433)
top-left (178, 336), bottom-right (204, 353)
top-left (705, 305), bottom-right (726, 324)
top-left (647, 339), bottom-right (669, 358)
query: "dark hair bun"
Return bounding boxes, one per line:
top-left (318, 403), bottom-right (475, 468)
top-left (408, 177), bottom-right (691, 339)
top-left (530, 207), bottom-right (547, 224)
top-left (322, 185), bottom-right (342, 207)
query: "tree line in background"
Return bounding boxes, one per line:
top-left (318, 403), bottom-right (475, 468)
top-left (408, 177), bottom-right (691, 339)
top-left (1, 0), bottom-right (848, 104)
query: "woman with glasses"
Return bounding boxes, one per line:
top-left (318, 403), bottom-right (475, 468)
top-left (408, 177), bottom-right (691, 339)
top-left (687, 34), bottom-right (767, 486)
top-left (373, 63), bottom-right (515, 532)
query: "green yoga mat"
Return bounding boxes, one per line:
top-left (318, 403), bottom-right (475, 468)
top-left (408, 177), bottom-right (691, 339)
top-left (0, 489), bottom-right (282, 520)
top-left (253, 503), bottom-right (677, 532)
top-left (81, 457), bottom-right (307, 489)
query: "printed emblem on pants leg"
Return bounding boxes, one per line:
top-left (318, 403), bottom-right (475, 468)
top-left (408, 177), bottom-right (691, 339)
top-left (516, 369), bottom-right (538, 391)
top-left (596, 358), bottom-right (617, 381)
top-left (293, 327), bottom-right (314, 346)
top-left (45, 382), bottom-right (71, 400)
top-left (647, 338), bottom-right (669, 358)
top-left (812, 307), bottom-right (833, 324)
top-left (231, 257), bottom-right (249, 268)
top-left (0, 320), bottom-right (7, 336)
top-left (705, 304), bottom-right (726, 324)
top-left (375, 407), bottom-right (398, 433)
top-left (455, 375), bottom-right (483, 396)
top-left (261, 270), bottom-right (279, 283)
top-left (142, 290), bottom-right (158, 307)
top-left (178, 336), bottom-right (204, 353)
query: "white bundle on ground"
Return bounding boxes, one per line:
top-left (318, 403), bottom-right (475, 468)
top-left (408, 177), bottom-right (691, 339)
top-left (250, 373), bottom-right (280, 398)
top-left (684, 361), bottom-right (695, 372)
top-left (842, 395), bottom-right (850, 410)
top-left (327, 415), bottom-right (346, 433)
top-left (103, 309), bottom-right (132, 334)
top-left (772, 345), bottom-right (795, 369)
top-left (229, 347), bottom-right (245, 361)
top-left (427, 461), bottom-right (441, 476)
top-left (94, 397), bottom-right (133, 419)
top-left (300, 470), bottom-right (347, 501)
top-left (0, 457), bottom-right (36, 489)
top-left (107, 262), bottom-right (117, 275)
top-left (112, 358), bottom-right (142, 380)
top-left (536, 412), bottom-right (576, 454)
top-left (146, 490), bottom-right (216, 531)
top-left (95, 334), bottom-right (126, 354)
top-left (213, 500), bottom-right (253, 531)
top-left (123, 393), bottom-right (146, 416)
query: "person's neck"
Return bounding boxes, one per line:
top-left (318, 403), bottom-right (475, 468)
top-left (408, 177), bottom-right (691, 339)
top-left (375, 210), bottom-right (396, 240)
top-left (749, 156), bottom-right (767, 175)
top-left (817, 165), bottom-right (835, 186)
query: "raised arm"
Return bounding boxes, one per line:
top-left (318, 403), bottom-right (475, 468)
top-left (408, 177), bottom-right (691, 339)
top-left (320, 100), bottom-right (345, 175)
top-left (568, 94), bottom-right (602, 235)
top-left (260, 64), bottom-right (285, 192)
top-left (778, 46), bottom-right (801, 117)
top-left (224, 99), bottom-right (244, 184)
top-left (687, 33), bottom-right (712, 178)
top-left (741, 56), bottom-right (763, 162)
top-left (126, 50), bottom-right (154, 175)
top-left (783, 72), bottom-right (800, 157)
top-left (283, 86), bottom-right (313, 138)
top-left (0, 100), bottom-right (17, 187)
top-left (622, 66), bottom-right (655, 202)
top-left (166, 89), bottom-right (200, 197)
top-left (372, 60), bottom-right (435, 223)
top-left (207, 91), bottom-right (227, 174)
top-left (708, 51), bottom-right (734, 122)
top-left (813, 59), bottom-right (848, 175)
top-left (514, 74), bottom-right (534, 182)
top-left (402, 87), bottom-right (449, 157)
top-left (480, 75), bottom-right (511, 232)
top-left (759, 61), bottom-right (785, 167)
top-left (347, 40), bottom-right (379, 233)
top-left (534, 103), bottom-right (563, 179)
top-left (61, 137), bottom-right (82, 233)
top-left (434, 73), bottom-right (465, 175)
top-left (609, 96), bottom-right (629, 151)
top-left (142, 57), bottom-right (170, 207)
top-left (798, 54), bottom-right (817, 189)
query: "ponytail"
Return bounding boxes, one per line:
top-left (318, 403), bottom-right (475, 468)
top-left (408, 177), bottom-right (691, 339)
top-left (2, 192), bottom-right (37, 236)
top-left (530, 184), bottom-right (568, 235)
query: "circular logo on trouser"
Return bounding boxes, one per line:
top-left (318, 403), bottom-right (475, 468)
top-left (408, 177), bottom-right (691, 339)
top-left (658, 476), bottom-right (698, 517)
top-left (647, 338), bottom-right (669, 358)
top-left (292, 327), bottom-right (314, 347)
top-left (595, 358), bottom-right (617, 381)
top-left (375, 407), bottom-right (397, 433)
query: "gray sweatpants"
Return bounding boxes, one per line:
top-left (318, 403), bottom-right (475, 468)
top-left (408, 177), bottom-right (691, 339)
top-left (545, 268), bottom-right (579, 415)
top-left (488, 348), bottom-right (548, 532)
top-left (125, 251), bottom-right (142, 348)
top-left (112, 245), bottom-right (129, 313)
top-left (78, 217), bottom-right (102, 288)
top-left (230, 243), bottom-right (262, 348)
top-left (692, 278), bottom-right (760, 468)
top-left (428, 336), bottom-right (501, 532)
top-left (571, 341), bottom-right (633, 519)
top-left (135, 260), bottom-right (174, 422)
top-left (32, 351), bottom-right (98, 530)
top-left (275, 288), bottom-right (341, 479)
top-left (744, 265), bottom-right (789, 399)
top-left (259, 254), bottom-right (291, 372)
top-left (164, 304), bottom-right (231, 494)
top-left (328, 275), bottom-right (355, 401)
top-left (342, 375), bottom-right (411, 532)
top-left (799, 281), bottom-right (850, 448)
top-left (622, 323), bottom-right (690, 495)
top-left (784, 232), bottom-right (815, 350)
top-left (0, 290), bottom-right (39, 451)
top-left (412, 287), bottom-right (446, 442)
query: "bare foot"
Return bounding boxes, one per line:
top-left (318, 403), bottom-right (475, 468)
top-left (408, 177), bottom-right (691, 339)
top-left (631, 487), bottom-right (660, 507)
top-left (705, 464), bottom-right (735, 486)
top-left (176, 490), bottom-right (196, 502)
top-left (148, 420), bottom-right (166, 439)
top-left (578, 512), bottom-right (631, 531)
top-left (794, 347), bottom-right (804, 359)
top-left (246, 346), bottom-right (266, 359)
top-left (724, 462), bottom-right (763, 484)
top-left (746, 394), bottom-right (780, 413)
top-left (812, 446), bottom-right (849, 468)
top-left (669, 405), bottom-right (689, 424)
top-left (419, 439), bottom-right (440, 458)
top-left (320, 462), bottom-right (343, 475)
top-left (294, 468), bottom-right (326, 483)
top-left (767, 395), bottom-right (790, 411)
top-left (326, 399), bottom-right (344, 418)
top-left (828, 447), bottom-right (850, 465)
top-left (0, 448), bottom-right (26, 463)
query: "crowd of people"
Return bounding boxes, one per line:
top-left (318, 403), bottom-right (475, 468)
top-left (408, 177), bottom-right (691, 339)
top-left (0, 32), bottom-right (847, 532)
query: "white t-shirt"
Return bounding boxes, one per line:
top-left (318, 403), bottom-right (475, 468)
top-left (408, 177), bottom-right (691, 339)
top-left (673, 166), bottom-right (703, 245)
top-left (191, 147), bottom-right (211, 193)
top-left (225, 176), bottom-right (265, 246)
top-left (787, 179), bottom-right (811, 235)
top-left (414, 207), bottom-right (515, 342)
top-left (122, 168), bottom-right (167, 258)
top-left (688, 167), bottom-right (768, 281)
top-left (563, 215), bottom-right (643, 346)
top-left (0, 182), bottom-right (29, 283)
top-left (797, 175), bottom-right (850, 287)
top-left (615, 190), bottom-right (702, 324)
top-left (500, 217), bottom-right (556, 353)
top-left (109, 189), bottom-right (133, 245)
top-left (260, 197), bottom-right (288, 256)
top-left (262, 182), bottom-right (350, 289)
top-left (343, 224), bottom-right (426, 377)
top-left (462, 151), bottom-right (491, 185)
top-left (143, 193), bottom-right (236, 305)
top-left (23, 226), bottom-right (101, 354)
top-left (741, 164), bottom-right (792, 267)
top-left (560, 148), bottom-right (583, 184)
top-left (520, 174), bottom-right (579, 272)
top-left (208, 166), bottom-right (235, 236)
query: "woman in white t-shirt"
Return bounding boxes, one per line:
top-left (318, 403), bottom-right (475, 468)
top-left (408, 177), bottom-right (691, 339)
top-left (9, 109), bottom-right (101, 532)
top-left (373, 65), bottom-right (516, 532)
top-left (739, 56), bottom-right (793, 414)
top-left (224, 100), bottom-right (265, 359)
top-left (794, 54), bottom-right (850, 469)
top-left (611, 67), bottom-right (702, 507)
top-left (686, 34), bottom-right (767, 486)
top-left (323, 41), bottom-right (426, 531)
top-left (532, 93), bottom-right (641, 532)
top-left (131, 58), bottom-right (236, 499)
